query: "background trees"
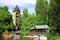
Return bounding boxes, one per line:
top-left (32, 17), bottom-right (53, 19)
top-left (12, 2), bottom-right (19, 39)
top-left (0, 0), bottom-right (60, 39)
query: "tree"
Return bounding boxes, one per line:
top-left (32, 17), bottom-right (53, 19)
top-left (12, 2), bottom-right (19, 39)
top-left (47, 0), bottom-right (60, 35)
top-left (35, 0), bottom-right (49, 25)
top-left (0, 6), bottom-right (13, 30)
top-left (21, 8), bottom-right (36, 35)
top-left (23, 8), bottom-right (28, 18)
top-left (53, 0), bottom-right (60, 33)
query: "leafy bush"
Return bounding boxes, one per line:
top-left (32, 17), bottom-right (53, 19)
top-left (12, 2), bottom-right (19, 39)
top-left (4, 30), bottom-right (9, 34)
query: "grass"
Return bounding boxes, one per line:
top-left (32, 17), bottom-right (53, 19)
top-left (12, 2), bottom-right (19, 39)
top-left (20, 36), bottom-right (34, 40)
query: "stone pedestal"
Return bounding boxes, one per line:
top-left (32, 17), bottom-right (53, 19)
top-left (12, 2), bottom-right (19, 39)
top-left (13, 34), bottom-right (20, 40)
top-left (40, 37), bottom-right (47, 40)
top-left (34, 36), bottom-right (39, 40)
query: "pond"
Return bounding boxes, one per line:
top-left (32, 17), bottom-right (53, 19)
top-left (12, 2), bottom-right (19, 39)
top-left (0, 37), bottom-right (33, 40)
top-left (0, 34), bottom-right (33, 40)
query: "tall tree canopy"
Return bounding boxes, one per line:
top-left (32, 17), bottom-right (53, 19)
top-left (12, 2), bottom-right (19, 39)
top-left (0, 6), bottom-right (13, 30)
top-left (35, 0), bottom-right (49, 25)
top-left (53, 0), bottom-right (60, 33)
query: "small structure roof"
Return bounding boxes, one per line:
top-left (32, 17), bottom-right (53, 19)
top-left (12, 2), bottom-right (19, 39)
top-left (13, 5), bottom-right (20, 12)
top-left (31, 25), bottom-right (49, 29)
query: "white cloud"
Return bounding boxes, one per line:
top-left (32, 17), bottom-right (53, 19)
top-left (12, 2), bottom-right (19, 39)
top-left (22, 0), bottom-right (36, 5)
top-left (0, 0), bottom-right (36, 9)
top-left (0, 0), bottom-right (36, 14)
top-left (0, 0), bottom-right (22, 7)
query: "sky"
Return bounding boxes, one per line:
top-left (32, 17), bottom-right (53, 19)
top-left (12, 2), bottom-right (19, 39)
top-left (0, 0), bottom-right (36, 14)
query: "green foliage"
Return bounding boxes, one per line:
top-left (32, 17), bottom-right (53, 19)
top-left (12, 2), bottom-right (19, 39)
top-left (23, 8), bottom-right (28, 18)
top-left (35, 0), bottom-right (60, 39)
top-left (53, 0), bottom-right (60, 33)
top-left (0, 6), bottom-right (13, 30)
top-left (48, 0), bottom-right (60, 34)
top-left (20, 37), bottom-right (33, 40)
top-left (21, 8), bottom-right (37, 35)
top-left (35, 0), bottom-right (49, 25)
top-left (4, 30), bottom-right (9, 34)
